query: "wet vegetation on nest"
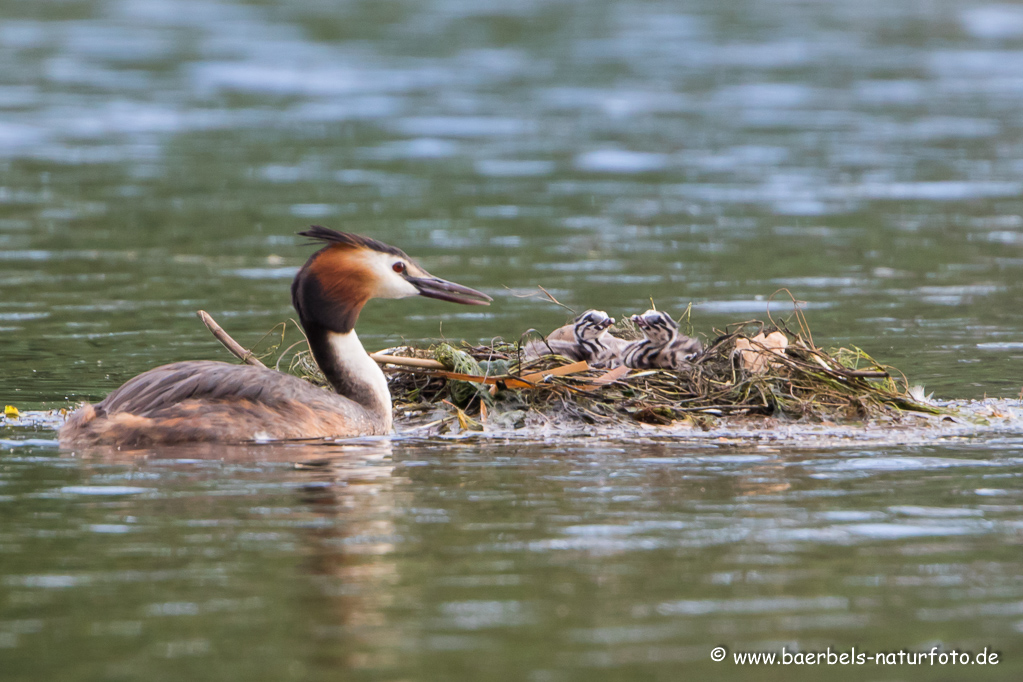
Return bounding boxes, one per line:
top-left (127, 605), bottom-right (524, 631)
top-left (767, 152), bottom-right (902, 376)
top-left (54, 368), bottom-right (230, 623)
top-left (246, 302), bottom-right (941, 434)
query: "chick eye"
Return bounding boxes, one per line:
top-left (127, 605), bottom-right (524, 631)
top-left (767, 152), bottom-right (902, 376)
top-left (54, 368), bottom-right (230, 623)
top-left (392, 262), bottom-right (406, 274)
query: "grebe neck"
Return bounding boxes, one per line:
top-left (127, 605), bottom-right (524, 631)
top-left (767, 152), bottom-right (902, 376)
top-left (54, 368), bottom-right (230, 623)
top-left (305, 323), bottom-right (392, 431)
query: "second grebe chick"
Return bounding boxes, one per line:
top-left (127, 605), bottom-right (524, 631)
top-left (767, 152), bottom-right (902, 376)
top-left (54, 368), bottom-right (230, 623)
top-left (622, 310), bottom-right (702, 370)
top-left (60, 226), bottom-right (491, 448)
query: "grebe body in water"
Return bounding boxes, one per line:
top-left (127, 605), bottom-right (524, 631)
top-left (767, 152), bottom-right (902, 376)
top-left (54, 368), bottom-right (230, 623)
top-left (60, 227), bottom-right (491, 448)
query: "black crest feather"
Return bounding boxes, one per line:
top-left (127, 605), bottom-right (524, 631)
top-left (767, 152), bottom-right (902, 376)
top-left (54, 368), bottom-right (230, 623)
top-left (299, 226), bottom-right (409, 259)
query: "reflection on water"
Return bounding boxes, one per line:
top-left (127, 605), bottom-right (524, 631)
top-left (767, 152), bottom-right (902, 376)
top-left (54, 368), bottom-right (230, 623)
top-left (1, 438), bottom-right (1022, 680)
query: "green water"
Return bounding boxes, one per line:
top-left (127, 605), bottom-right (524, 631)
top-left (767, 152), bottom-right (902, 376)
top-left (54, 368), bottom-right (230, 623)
top-left (2, 0), bottom-right (1023, 679)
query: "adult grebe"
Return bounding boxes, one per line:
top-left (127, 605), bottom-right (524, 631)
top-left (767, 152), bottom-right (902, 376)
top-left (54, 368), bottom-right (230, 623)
top-left (60, 227), bottom-right (491, 448)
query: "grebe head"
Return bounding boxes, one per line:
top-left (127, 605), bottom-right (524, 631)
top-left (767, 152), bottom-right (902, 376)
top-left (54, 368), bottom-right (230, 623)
top-left (630, 310), bottom-right (678, 345)
top-left (573, 310), bottom-right (615, 341)
top-left (292, 226), bottom-right (491, 333)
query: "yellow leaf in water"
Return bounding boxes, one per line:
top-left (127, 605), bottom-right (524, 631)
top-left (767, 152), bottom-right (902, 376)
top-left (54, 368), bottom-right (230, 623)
top-left (4, 405), bottom-right (19, 418)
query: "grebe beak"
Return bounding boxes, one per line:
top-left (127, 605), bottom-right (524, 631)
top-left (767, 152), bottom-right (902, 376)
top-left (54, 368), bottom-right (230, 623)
top-left (407, 276), bottom-right (493, 305)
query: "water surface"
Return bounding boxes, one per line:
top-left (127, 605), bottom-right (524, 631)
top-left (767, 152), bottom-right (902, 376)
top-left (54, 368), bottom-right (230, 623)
top-left (2, 435), bottom-right (1022, 681)
top-left (2, 0), bottom-right (1023, 679)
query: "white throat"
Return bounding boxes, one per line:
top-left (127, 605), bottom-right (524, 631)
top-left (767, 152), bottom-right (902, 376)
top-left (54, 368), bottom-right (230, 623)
top-left (325, 330), bottom-right (392, 428)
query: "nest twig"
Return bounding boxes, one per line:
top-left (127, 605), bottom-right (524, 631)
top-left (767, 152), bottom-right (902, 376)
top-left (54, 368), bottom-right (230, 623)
top-left (197, 310), bottom-right (942, 433)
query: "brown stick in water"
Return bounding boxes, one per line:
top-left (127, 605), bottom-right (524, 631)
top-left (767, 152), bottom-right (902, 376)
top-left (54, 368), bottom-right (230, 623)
top-left (197, 310), bottom-right (267, 368)
top-left (370, 353), bottom-right (447, 370)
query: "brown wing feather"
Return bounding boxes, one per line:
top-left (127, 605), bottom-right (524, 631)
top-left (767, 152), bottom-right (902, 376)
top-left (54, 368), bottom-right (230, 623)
top-left (96, 361), bottom-right (304, 416)
top-left (61, 361), bottom-right (385, 448)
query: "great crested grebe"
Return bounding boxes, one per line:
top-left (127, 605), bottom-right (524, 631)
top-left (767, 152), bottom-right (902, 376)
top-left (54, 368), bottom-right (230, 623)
top-left (522, 309), bottom-right (626, 368)
top-left (60, 226), bottom-right (491, 448)
top-left (622, 310), bottom-right (702, 370)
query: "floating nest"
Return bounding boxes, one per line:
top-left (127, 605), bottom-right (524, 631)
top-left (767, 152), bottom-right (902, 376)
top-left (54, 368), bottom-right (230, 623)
top-left (257, 309), bottom-right (940, 434)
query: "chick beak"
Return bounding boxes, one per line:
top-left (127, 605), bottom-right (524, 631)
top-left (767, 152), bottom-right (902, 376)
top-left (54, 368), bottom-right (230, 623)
top-left (407, 275), bottom-right (492, 306)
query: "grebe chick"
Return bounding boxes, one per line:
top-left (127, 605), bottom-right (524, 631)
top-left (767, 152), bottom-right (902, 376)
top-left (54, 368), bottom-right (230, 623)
top-left (573, 310), bottom-right (629, 368)
top-left (60, 227), bottom-right (491, 448)
top-left (522, 309), bottom-right (625, 367)
top-left (622, 310), bottom-right (702, 370)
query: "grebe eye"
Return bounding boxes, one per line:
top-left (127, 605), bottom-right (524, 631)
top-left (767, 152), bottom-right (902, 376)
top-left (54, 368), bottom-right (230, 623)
top-left (392, 262), bottom-right (406, 273)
